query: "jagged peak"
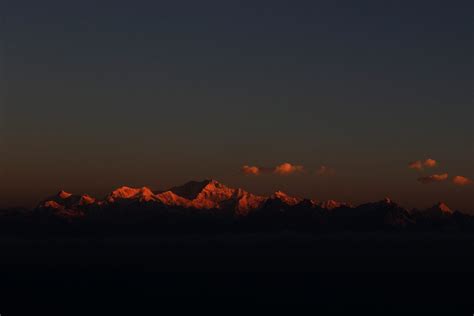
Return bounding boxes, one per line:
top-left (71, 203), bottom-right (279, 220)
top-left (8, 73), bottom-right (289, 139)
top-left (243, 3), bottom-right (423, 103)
top-left (138, 186), bottom-right (154, 195)
top-left (272, 190), bottom-right (289, 198)
top-left (169, 179), bottom-right (235, 200)
top-left (156, 190), bottom-right (180, 197)
top-left (372, 197), bottom-right (401, 208)
top-left (200, 180), bottom-right (242, 198)
top-left (235, 194), bottom-right (268, 214)
top-left (233, 187), bottom-right (246, 196)
top-left (155, 190), bottom-right (190, 206)
top-left (79, 194), bottom-right (96, 205)
top-left (271, 191), bottom-right (301, 206)
top-left (201, 179), bottom-right (232, 190)
top-left (108, 186), bottom-right (155, 202)
top-left (43, 200), bottom-right (62, 209)
top-left (156, 190), bottom-right (189, 201)
top-left (433, 202), bottom-right (453, 214)
top-left (57, 190), bottom-right (72, 199)
top-left (112, 186), bottom-right (152, 194)
top-left (110, 185), bottom-right (135, 194)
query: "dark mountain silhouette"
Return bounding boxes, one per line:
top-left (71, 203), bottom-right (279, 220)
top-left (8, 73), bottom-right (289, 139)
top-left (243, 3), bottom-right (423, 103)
top-left (329, 198), bottom-right (415, 231)
top-left (169, 180), bottom-right (215, 200)
top-left (0, 180), bottom-right (473, 234)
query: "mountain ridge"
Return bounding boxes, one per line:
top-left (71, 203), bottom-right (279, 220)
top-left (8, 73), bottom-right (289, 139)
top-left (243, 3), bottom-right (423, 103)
top-left (2, 179), bottom-right (471, 233)
top-left (37, 179), bottom-right (357, 214)
top-left (33, 179), bottom-right (465, 216)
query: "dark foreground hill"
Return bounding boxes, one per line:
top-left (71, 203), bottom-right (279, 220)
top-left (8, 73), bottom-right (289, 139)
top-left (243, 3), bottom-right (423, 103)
top-left (1, 232), bottom-right (474, 315)
top-left (1, 180), bottom-right (474, 314)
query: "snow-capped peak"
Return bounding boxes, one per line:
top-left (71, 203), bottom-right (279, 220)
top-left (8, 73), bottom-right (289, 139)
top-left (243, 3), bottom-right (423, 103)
top-left (43, 200), bottom-right (63, 209)
top-left (433, 202), bottom-right (453, 214)
top-left (272, 190), bottom-right (288, 198)
top-left (271, 191), bottom-right (301, 206)
top-left (79, 194), bottom-right (96, 205)
top-left (155, 191), bottom-right (190, 207)
top-left (107, 186), bottom-right (156, 202)
top-left (58, 190), bottom-right (72, 199)
top-left (199, 180), bottom-right (235, 199)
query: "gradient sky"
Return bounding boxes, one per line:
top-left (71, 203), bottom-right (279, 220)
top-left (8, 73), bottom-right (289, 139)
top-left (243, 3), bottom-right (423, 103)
top-left (1, 0), bottom-right (473, 211)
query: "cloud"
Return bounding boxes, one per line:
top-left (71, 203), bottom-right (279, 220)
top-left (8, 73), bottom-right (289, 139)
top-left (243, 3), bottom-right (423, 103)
top-left (417, 173), bottom-right (448, 184)
top-left (452, 175), bottom-right (472, 186)
top-left (408, 160), bottom-right (423, 170)
top-left (241, 165), bottom-right (261, 176)
top-left (423, 158), bottom-right (437, 168)
top-left (317, 165), bottom-right (336, 176)
top-left (273, 162), bottom-right (304, 175)
top-left (241, 162), bottom-right (305, 176)
top-left (409, 158), bottom-right (437, 170)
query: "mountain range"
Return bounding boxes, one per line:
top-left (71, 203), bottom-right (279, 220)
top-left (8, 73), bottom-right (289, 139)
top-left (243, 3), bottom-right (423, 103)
top-left (1, 179), bottom-right (473, 233)
top-left (35, 179), bottom-right (354, 217)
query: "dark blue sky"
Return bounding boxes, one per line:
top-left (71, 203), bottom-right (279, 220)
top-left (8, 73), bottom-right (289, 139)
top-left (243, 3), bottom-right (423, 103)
top-left (1, 0), bottom-right (473, 210)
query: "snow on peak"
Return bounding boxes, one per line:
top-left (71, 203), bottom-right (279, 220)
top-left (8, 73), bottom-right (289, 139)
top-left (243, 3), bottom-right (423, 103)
top-left (79, 194), bottom-right (96, 205)
top-left (272, 190), bottom-right (288, 198)
top-left (235, 192), bottom-right (267, 215)
top-left (169, 180), bottom-right (217, 200)
top-left (434, 202), bottom-right (453, 214)
top-left (168, 179), bottom-right (237, 209)
top-left (108, 186), bottom-right (156, 202)
top-left (198, 180), bottom-right (235, 200)
top-left (155, 191), bottom-right (190, 207)
top-left (43, 200), bottom-right (62, 209)
top-left (58, 190), bottom-right (72, 199)
top-left (271, 191), bottom-right (301, 206)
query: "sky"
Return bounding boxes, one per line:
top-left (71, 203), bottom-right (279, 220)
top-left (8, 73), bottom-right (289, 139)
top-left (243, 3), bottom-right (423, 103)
top-left (1, 0), bottom-right (473, 211)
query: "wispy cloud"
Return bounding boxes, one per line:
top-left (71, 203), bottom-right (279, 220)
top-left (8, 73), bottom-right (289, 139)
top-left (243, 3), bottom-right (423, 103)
top-left (417, 173), bottom-right (448, 184)
top-left (452, 175), bottom-right (472, 186)
top-left (409, 158), bottom-right (437, 170)
top-left (274, 162), bottom-right (304, 175)
top-left (316, 165), bottom-right (336, 176)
